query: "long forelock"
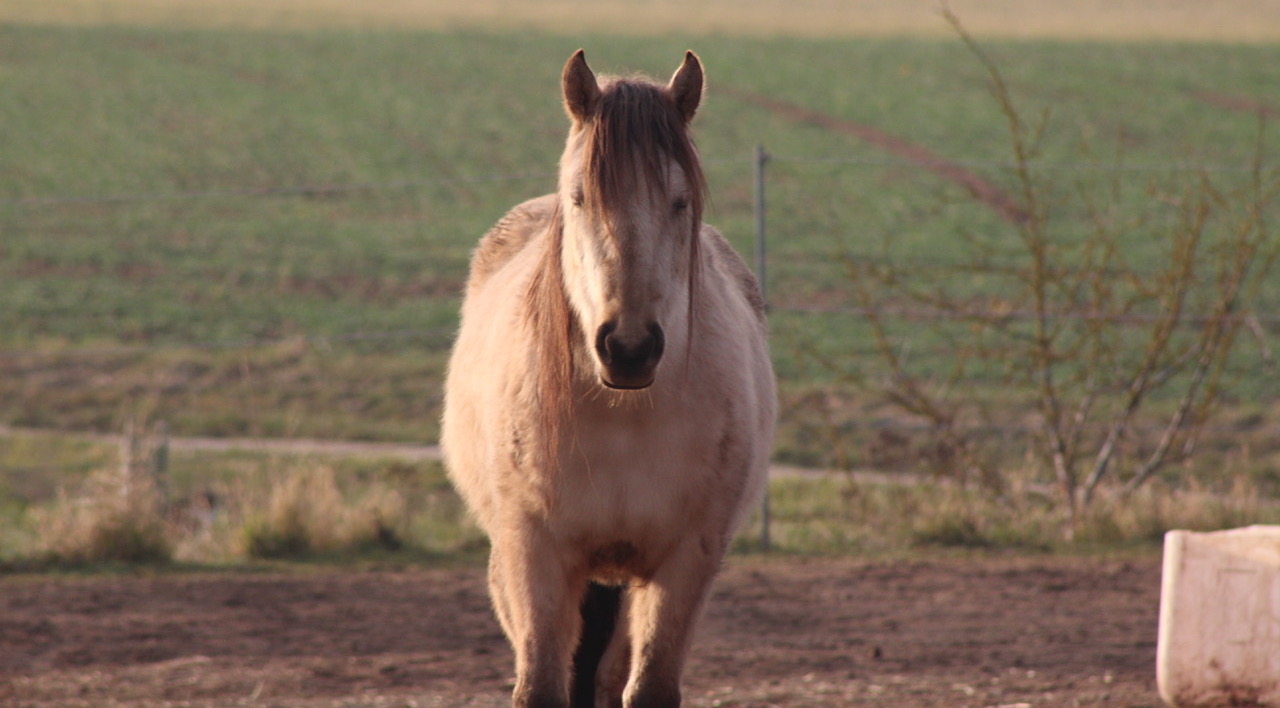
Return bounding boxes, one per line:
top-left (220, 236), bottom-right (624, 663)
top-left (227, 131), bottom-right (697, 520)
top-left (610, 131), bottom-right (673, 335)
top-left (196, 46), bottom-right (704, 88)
top-left (579, 77), bottom-right (707, 233)
top-left (576, 76), bottom-right (707, 385)
top-left (527, 73), bottom-right (708, 465)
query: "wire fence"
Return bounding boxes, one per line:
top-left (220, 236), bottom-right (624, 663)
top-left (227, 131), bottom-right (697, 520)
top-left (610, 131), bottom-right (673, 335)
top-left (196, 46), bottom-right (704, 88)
top-left (3, 150), bottom-right (1278, 353)
top-left (5, 146), bottom-right (1280, 554)
top-left (2, 154), bottom-right (1264, 208)
top-left (2, 148), bottom-right (1277, 439)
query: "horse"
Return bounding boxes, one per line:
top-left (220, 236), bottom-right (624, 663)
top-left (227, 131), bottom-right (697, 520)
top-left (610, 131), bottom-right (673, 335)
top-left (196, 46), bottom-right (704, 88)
top-left (441, 49), bottom-right (776, 708)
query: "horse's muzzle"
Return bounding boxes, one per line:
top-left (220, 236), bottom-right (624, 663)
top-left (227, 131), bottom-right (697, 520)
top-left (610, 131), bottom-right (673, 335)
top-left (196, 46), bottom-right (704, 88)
top-left (594, 321), bottom-right (664, 389)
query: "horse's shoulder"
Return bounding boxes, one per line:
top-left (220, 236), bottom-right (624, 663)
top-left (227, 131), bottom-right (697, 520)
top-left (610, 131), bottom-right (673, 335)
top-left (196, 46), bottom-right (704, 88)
top-left (469, 194), bottom-right (557, 289)
top-left (701, 224), bottom-right (766, 322)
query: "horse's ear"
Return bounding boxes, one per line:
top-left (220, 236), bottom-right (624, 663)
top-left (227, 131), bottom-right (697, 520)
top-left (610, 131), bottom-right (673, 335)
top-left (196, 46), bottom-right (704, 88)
top-left (668, 50), bottom-right (703, 124)
top-left (562, 49), bottom-right (600, 124)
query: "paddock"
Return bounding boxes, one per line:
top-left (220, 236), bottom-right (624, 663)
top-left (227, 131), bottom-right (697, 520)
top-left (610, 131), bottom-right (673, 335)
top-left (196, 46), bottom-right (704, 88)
top-left (1, 555), bottom-right (1159, 706)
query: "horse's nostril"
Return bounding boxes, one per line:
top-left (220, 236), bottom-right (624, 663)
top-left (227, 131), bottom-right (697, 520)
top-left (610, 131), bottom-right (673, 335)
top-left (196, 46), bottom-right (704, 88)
top-left (646, 323), bottom-right (665, 361)
top-left (594, 321), bottom-right (618, 365)
top-left (595, 322), bottom-right (664, 377)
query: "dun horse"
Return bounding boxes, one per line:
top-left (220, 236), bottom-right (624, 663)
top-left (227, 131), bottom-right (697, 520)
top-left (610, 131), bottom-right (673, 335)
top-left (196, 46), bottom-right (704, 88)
top-left (442, 50), bottom-right (776, 708)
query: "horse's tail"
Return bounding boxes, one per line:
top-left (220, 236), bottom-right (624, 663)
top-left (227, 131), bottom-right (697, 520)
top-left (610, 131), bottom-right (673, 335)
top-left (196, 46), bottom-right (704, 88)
top-left (571, 582), bottom-right (623, 707)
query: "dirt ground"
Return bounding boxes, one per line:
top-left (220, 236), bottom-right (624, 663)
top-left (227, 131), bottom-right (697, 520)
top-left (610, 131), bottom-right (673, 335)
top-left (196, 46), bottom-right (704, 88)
top-left (0, 555), bottom-right (1163, 707)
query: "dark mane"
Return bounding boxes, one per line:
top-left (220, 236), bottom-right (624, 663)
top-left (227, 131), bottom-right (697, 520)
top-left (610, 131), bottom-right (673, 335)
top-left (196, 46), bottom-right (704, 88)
top-left (580, 77), bottom-right (707, 234)
top-left (525, 201), bottom-right (575, 471)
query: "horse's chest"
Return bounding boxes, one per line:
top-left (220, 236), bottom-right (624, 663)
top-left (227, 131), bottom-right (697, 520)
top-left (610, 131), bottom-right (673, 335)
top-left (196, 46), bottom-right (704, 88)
top-left (554, 407), bottom-right (717, 543)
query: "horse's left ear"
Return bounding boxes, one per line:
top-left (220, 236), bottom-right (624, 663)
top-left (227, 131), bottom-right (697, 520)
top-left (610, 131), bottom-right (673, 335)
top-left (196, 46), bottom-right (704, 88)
top-left (668, 50), bottom-right (703, 123)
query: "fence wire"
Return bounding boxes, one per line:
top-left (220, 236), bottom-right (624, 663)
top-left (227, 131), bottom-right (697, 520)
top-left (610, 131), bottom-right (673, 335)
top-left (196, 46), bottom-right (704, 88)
top-left (1, 149), bottom-right (1276, 440)
top-left (1, 152), bottom-right (1266, 209)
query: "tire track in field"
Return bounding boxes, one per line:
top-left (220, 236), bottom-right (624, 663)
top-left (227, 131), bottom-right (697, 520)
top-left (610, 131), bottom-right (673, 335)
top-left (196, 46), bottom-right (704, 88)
top-left (1188, 90), bottom-right (1280, 120)
top-left (721, 86), bottom-right (1029, 226)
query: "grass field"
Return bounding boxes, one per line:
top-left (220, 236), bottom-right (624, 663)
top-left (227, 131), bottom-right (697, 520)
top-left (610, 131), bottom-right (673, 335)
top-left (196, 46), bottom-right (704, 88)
top-left (2, 4), bottom-right (1279, 558)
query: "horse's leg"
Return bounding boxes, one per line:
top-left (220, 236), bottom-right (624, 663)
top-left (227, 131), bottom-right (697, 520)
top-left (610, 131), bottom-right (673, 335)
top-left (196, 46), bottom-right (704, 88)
top-left (488, 552), bottom-right (518, 645)
top-left (489, 527), bottom-right (585, 708)
top-left (594, 592), bottom-right (632, 708)
top-left (621, 537), bottom-right (723, 707)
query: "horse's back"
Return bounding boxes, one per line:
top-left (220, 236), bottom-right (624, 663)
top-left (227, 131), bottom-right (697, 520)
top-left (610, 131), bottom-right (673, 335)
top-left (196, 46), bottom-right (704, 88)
top-left (701, 224), bottom-right (767, 325)
top-left (467, 193), bottom-right (556, 292)
top-left (698, 223), bottom-right (776, 520)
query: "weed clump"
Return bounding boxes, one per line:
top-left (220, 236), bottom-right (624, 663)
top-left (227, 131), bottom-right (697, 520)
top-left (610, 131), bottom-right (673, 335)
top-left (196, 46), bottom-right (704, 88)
top-left (239, 466), bottom-right (406, 559)
top-left (30, 466), bottom-right (170, 565)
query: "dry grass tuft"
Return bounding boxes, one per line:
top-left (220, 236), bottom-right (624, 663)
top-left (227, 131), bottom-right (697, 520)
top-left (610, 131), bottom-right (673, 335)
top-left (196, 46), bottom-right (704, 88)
top-left (753, 471), bottom-right (1280, 554)
top-left (238, 465), bottom-right (407, 559)
top-left (30, 465), bottom-right (171, 565)
top-left (1075, 476), bottom-right (1269, 546)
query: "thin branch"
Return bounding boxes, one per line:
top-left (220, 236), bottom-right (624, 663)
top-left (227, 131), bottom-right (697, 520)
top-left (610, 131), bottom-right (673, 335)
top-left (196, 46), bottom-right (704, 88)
top-left (1081, 190), bottom-right (1208, 504)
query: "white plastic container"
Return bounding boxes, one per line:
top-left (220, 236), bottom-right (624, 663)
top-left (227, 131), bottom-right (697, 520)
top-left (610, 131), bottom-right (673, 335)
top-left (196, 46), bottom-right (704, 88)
top-left (1157, 525), bottom-right (1280, 707)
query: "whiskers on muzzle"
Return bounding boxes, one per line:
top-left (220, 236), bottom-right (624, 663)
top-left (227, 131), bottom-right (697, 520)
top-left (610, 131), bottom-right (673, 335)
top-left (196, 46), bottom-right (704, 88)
top-left (580, 381), bottom-right (656, 410)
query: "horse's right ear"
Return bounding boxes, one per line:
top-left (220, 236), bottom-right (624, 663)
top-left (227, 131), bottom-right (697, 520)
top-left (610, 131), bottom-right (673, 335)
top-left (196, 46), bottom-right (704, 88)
top-left (562, 49), bottom-right (600, 124)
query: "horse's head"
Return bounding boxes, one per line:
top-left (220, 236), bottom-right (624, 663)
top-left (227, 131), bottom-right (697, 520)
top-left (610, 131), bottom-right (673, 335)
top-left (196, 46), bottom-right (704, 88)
top-left (556, 50), bottom-right (707, 391)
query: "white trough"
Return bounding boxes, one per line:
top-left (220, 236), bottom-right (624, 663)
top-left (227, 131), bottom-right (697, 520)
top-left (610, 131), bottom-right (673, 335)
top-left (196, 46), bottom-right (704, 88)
top-left (1158, 525), bottom-right (1280, 707)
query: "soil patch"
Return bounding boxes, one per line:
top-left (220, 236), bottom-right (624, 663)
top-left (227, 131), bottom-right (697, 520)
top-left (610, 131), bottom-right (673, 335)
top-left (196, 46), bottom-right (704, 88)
top-left (1, 555), bottom-right (1162, 706)
top-left (1189, 90), bottom-right (1280, 120)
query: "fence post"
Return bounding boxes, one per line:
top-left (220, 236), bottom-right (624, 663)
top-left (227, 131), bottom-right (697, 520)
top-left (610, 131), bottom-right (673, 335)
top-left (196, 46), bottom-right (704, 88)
top-left (754, 143), bottom-right (771, 551)
top-left (753, 144), bottom-right (769, 307)
top-left (152, 420), bottom-right (170, 514)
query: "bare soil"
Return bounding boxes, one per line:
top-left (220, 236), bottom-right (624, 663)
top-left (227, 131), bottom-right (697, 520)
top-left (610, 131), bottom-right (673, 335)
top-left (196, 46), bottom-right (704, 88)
top-left (0, 555), bottom-right (1163, 707)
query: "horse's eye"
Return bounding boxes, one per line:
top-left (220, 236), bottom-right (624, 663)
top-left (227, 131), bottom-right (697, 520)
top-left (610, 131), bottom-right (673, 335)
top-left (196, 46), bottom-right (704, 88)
top-left (571, 189), bottom-right (585, 208)
top-left (672, 197), bottom-right (689, 214)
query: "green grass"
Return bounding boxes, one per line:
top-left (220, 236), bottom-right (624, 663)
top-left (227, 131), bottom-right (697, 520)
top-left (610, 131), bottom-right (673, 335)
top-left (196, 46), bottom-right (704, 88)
top-left (1, 23), bottom-right (1279, 479)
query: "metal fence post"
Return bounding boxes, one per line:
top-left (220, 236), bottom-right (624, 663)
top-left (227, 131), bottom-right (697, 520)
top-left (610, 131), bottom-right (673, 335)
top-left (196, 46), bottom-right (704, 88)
top-left (754, 144), bottom-right (769, 308)
top-left (754, 143), bottom-right (771, 551)
top-left (152, 420), bottom-right (170, 514)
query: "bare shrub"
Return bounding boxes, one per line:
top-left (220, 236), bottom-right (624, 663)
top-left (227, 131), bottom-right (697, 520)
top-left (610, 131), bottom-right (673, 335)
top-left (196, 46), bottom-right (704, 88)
top-left (844, 7), bottom-right (1280, 533)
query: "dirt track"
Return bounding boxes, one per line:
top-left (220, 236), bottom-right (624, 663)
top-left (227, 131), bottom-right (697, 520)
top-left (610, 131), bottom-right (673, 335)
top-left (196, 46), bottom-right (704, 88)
top-left (1, 555), bottom-right (1161, 707)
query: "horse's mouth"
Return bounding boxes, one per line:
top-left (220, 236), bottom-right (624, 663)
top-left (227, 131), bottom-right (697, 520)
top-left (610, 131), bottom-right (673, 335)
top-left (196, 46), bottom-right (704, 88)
top-left (598, 366), bottom-right (656, 390)
top-left (600, 376), bottom-right (654, 391)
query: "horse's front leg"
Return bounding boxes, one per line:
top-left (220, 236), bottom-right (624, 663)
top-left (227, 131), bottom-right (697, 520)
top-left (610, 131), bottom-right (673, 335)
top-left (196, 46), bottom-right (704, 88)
top-left (621, 535), bottom-right (724, 707)
top-left (489, 524), bottom-right (585, 708)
